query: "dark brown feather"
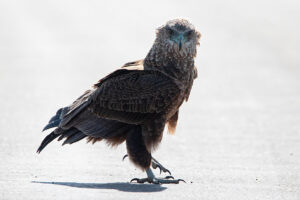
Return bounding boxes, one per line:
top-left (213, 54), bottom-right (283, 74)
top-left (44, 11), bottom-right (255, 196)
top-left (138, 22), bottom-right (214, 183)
top-left (88, 69), bottom-right (182, 124)
top-left (38, 19), bottom-right (200, 172)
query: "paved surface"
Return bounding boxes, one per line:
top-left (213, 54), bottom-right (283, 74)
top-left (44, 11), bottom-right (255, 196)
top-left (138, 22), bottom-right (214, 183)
top-left (0, 0), bottom-right (299, 199)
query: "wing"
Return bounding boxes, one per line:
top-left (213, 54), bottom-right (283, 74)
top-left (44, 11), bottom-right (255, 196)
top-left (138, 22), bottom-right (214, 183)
top-left (39, 67), bottom-right (182, 151)
top-left (59, 69), bottom-right (137, 128)
top-left (59, 69), bottom-right (181, 128)
top-left (59, 89), bottom-right (95, 128)
top-left (88, 69), bottom-right (182, 124)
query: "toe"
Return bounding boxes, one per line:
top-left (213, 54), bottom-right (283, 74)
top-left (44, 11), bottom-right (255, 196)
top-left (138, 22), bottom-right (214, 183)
top-left (130, 178), bottom-right (149, 184)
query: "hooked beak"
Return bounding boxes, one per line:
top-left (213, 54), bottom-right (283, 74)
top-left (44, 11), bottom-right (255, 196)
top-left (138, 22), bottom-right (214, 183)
top-left (178, 34), bottom-right (183, 51)
top-left (179, 40), bottom-right (182, 51)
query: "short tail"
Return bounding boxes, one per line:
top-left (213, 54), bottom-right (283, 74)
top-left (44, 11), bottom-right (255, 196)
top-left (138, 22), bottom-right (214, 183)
top-left (37, 127), bottom-right (86, 153)
top-left (38, 107), bottom-right (86, 153)
top-left (37, 108), bottom-right (64, 153)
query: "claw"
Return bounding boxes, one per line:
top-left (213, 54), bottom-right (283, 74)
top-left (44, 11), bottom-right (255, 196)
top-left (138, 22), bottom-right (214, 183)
top-left (122, 154), bottom-right (128, 161)
top-left (130, 178), bottom-right (139, 183)
top-left (164, 169), bottom-right (171, 175)
top-left (130, 178), bottom-right (149, 184)
top-left (178, 179), bottom-right (186, 183)
top-left (151, 157), bottom-right (172, 175)
top-left (165, 176), bottom-right (174, 179)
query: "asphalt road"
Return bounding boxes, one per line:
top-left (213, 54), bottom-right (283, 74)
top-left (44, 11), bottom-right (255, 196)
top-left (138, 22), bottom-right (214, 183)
top-left (0, 0), bottom-right (299, 199)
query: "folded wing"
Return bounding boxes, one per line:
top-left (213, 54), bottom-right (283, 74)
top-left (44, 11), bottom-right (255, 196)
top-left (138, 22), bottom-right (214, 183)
top-left (88, 69), bottom-right (182, 124)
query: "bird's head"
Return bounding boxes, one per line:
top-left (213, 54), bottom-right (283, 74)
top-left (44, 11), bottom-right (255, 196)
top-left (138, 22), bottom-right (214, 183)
top-left (155, 19), bottom-right (201, 58)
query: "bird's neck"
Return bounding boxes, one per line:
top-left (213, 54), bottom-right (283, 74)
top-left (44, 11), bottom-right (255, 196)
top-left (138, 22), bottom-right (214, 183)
top-left (144, 44), bottom-right (195, 82)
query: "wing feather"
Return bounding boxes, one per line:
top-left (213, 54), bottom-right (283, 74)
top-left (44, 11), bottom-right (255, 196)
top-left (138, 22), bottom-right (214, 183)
top-left (88, 70), bottom-right (182, 124)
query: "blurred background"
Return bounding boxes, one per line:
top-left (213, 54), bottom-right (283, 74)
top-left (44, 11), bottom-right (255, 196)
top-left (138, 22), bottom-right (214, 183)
top-left (0, 0), bottom-right (299, 199)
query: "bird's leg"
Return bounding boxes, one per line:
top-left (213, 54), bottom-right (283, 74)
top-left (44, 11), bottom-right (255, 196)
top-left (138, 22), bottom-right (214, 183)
top-left (122, 154), bottom-right (171, 175)
top-left (130, 168), bottom-right (185, 184)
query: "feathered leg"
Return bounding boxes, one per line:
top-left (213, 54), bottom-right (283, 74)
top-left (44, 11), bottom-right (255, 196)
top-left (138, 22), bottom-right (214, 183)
top-left (126, 126), bottom-right (184, 184)
top-left (126, 126), bottom-right (152, 169)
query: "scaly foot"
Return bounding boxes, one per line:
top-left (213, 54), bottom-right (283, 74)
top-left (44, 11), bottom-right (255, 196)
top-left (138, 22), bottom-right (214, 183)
top-left (130, 168), bottom-right (185, 184)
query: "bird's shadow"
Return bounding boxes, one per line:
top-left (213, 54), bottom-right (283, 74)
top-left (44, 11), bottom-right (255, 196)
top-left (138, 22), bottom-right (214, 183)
top-left (32, 180), bottom-right (167, 193)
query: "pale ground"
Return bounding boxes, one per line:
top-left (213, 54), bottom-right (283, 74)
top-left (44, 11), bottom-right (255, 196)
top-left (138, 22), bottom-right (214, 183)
top-left (0, 0), bottom-right (300, 199)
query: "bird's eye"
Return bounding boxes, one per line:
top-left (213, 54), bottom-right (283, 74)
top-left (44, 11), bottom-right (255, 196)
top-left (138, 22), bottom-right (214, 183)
top-left (167, 28), bottom-right (175, 36)
top-left (184, 30), bottom-right (193, 38)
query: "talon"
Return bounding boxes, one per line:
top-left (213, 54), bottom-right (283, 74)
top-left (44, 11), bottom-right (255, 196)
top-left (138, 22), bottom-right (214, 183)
top-left (151, 157), bottom-right (172, 175)
top-left (130, 178), bottom-right (138, 183)
top-left (122, 154), bottom-right (128, 161)
top-left (164, 169), bottom-right (171, 175)
top-left (165, 176), bottom-right (174, 179)
top-left (178, 179), bottom-right (186, 183)
top-left (130, 178), bottom-right (144, 183)
top-left (130, 177), bottom-right (149, 184)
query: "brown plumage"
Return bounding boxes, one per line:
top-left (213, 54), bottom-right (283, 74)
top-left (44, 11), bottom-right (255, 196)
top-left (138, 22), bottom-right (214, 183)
top-left (37, 19), bottom-right (201, 184)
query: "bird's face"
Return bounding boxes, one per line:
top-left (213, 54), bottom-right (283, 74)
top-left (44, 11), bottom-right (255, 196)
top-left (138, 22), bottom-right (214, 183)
top-left (156, 19), bottom-right (201, 57)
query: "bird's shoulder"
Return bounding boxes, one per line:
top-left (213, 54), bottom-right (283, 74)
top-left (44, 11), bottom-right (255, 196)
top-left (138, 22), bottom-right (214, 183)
top-left (87, 63), bottom-right (184, 117)
top-left (121, 59), bottom-right (144, 70)
top-left (60, 60), bottom-right (184, 126)
top-left (93, 60), bottom-right (183, 90)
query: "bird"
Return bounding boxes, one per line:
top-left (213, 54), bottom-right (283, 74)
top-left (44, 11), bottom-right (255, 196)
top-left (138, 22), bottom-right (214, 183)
top-left (37, 19), bottom-right (201, 184)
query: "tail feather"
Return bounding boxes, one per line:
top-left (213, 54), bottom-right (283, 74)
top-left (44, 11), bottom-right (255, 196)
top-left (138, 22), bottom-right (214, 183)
top-left (38, 106), bottom-right (136, 153)
top-left (62, 131), bottom-right (86, 145)
top-left (37, 128), bottom-right (87, 153)
top-left (37, 131), bottom-right (60, 153)
top-left (42, 108), bottom-right (64, 131)
top-left (57, 128), bottom-right (78, 141)
top-left (49, 108), bottom-right (63, 123)
top-left (42, 119), bottom-right (60, 131)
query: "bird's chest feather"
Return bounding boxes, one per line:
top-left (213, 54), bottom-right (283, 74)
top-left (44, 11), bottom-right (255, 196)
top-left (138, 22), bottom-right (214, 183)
top-left (166, 73), bottom-right (194, 120)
